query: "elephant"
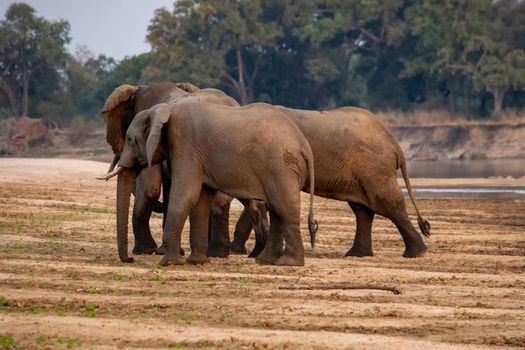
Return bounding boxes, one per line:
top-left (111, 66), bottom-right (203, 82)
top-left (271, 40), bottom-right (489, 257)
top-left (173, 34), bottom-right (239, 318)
top-left (106, 101), bottom-right (318, 266)
top-left (227, 106), bottom-right (431, 258)
top-left (98, 82), bottom-right (241, 262)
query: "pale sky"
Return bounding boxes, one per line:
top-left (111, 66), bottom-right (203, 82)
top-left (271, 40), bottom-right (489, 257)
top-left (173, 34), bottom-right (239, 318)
top-left (0, 0), bottom-right (175, 60)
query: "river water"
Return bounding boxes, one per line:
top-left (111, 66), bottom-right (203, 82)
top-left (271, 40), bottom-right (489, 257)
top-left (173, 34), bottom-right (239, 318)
top-left (404, 159), bottom-right (525, 198)
top-left (407, 159), bottom-right (525, 178)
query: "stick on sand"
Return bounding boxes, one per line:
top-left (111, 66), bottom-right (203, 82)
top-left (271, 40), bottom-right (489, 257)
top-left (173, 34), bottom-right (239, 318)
top-left (279, 283), bottom-right (402, 295)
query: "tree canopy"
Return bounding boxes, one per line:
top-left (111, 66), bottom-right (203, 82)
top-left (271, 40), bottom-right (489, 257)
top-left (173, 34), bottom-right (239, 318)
top-left (1, 0), bottom-right (525, 122)
top-left (0, 3), bottom-right (70, 117)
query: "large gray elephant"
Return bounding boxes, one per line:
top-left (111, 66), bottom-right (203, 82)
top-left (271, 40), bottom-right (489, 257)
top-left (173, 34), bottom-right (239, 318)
top-left (106, 101), bottom-right (318, 266)
top-left (99, 82), bottom-right (240, 262)
top-left (228, 106), bottom-right (431, 258)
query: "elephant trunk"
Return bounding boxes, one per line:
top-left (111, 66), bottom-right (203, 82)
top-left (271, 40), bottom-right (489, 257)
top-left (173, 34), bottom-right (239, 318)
top-left (116, 168), bottom-right (135, 263)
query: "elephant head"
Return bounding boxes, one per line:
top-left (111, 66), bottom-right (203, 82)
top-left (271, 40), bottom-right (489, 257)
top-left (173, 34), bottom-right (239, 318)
top-left (104, 103), bottom-right (171, 262)
top-left (100, 82), bottom-right (200, 173)
top-left (119, 103), bottom-right (171, 170)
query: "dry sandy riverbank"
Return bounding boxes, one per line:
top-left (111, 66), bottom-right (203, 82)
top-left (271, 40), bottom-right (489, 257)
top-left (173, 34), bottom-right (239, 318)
top-left (0, 158), bottom-right (523, 349)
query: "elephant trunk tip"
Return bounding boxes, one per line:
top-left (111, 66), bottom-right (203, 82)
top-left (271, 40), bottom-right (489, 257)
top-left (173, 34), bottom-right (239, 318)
top-left (308, 214), bottom-right (318, 248)
top-left (418, 217), bottom-right (431, 238)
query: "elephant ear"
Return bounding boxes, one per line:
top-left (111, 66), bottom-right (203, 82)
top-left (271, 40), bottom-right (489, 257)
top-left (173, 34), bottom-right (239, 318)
top-left (174, 82), bottom-right (200, 93)
top-left (101, 84), bottom-right (138, 155)
top-left (146, 103), bottom-right (171, 167)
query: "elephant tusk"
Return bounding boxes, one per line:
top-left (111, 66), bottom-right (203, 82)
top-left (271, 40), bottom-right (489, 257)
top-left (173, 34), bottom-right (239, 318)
top-left (96, 166), bottom-right (125, 181)
top-left (106, 155), bottom-right (120, 173)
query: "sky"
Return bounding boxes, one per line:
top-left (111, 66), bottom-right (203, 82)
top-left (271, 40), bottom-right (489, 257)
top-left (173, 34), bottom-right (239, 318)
top-left (0, 0), bottom-right (175, 60)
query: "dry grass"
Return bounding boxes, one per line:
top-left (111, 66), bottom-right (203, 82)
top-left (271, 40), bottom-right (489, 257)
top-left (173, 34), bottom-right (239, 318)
top-left (377, 108), bottom-right (525, 126)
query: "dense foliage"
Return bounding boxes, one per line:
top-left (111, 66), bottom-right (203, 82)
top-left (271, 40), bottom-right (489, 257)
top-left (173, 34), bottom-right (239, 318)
top-left (1, 1), bottom-right (525, 123)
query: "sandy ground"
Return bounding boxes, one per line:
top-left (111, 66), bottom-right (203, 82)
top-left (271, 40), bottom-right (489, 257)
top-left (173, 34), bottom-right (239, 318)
top-left (0, 158), bottom-right (524, 349)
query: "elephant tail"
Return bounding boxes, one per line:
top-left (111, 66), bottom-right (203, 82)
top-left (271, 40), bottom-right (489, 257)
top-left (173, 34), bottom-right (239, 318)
top-left (399, 155), bottom-right (431, 237)
top-left (302, 147), bottom-right (318, 248)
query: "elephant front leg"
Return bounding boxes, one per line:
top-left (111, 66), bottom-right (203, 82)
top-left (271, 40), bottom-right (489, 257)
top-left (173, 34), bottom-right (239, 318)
top-left (188, 188), bottom-right (215, 264)
top-left (159, 177), bottom-right (201, 266)
top-left (132, 165), bottom-right (162, 255)
top-left (131, 195), bottom-right (158, 255)
top-left (155, 165), bottom-right (185, 256)
top-left (345, 203), bottom-right (375, 257)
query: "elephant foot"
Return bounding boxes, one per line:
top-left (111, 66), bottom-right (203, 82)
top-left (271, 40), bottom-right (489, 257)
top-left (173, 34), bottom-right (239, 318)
top-left (159, 253), bottom-right (185, 266)
top-left (187, 253), bottom-right (210, 265)
top-left (345, 246), bottom-right (374, 257)
top-left (156, 244), bottom-right (185, 256)
top-left (229, 242), bottom-right (247, 255)
top-left (403, 244), bottom-right (428, 258)
top-left (255, 250), bottom-right (280, 265)
top-left (132, 245), bottom-right (157, 255)
top-left (152, 200), bottom-right (164, 214)
top-left (155, 244), bottom-right (167, 255)
top-left (275, 253), bottom-right (304, 266)
top-left (119, 256), bottom-right (134, 263)
top-left (207, 246), bottom-right (229, 258)
top-left (248, 244), bottom-right (264, 258)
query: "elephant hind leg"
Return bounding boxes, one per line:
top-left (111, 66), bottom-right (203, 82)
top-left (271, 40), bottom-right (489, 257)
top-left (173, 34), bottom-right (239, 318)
top-left (255, 210), bottom-right (284, 265)
top-left (273, 193), bottom-right (304, 266)
top-left (230, 207), bottom-right (251, 255)
top-left (372, 181), bottom-right (428, 258)
top-left (345, 203), bottom-right (375, 257)
top-left (207, 192), bottom-right (232, 258)
top-left (231, 200), bottom-right (269, 257)
top-left (248, 200), bottom-right (268, 258)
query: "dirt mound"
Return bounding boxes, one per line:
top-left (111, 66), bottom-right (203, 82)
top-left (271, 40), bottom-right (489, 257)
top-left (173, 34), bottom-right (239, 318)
top-left (0, 118), bottom-right (114, 162)
top-left (391, 123), bottom-right (525, 160)
top-left (0, 116), bottom-right (53, 155)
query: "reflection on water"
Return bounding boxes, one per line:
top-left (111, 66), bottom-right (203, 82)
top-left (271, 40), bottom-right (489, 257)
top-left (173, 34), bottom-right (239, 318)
top-left (402, 187), bottom-right (525, 198)
top-left (401, 159), bottom-right (525, 198)
top-left (407, 159), bottom-right (525, 178)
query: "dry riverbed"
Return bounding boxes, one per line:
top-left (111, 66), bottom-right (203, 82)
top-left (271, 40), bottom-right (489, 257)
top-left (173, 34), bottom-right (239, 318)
top-left (0, 158), bottom-right (524, 349)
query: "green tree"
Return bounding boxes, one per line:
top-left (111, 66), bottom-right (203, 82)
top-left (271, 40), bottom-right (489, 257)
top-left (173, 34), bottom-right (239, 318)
top-left (404, 0), bottom-right (493, 114)
top-left (466, 37), bottom-right (525, 113)
top-left (0, 3), bottom-right (70, 116)
top-left (283, 0), bottom-right (414, 109)
top-left (147, 0), bottom-right (280, 104)
top-left (491, 0), bottom-right (525, 51)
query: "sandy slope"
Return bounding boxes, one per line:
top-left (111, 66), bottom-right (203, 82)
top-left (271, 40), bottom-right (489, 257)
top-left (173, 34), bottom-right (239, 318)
top-left (0, 158), bottom-right (524, 349)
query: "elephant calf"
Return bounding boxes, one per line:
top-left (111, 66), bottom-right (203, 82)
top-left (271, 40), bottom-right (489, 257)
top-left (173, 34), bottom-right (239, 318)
top-left (108, 101), bottom-right (318, 266)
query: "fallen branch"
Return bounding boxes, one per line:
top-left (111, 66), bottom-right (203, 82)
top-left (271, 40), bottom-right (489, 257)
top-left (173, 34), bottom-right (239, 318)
top-left (279, 283), bottom-right (402, 295)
